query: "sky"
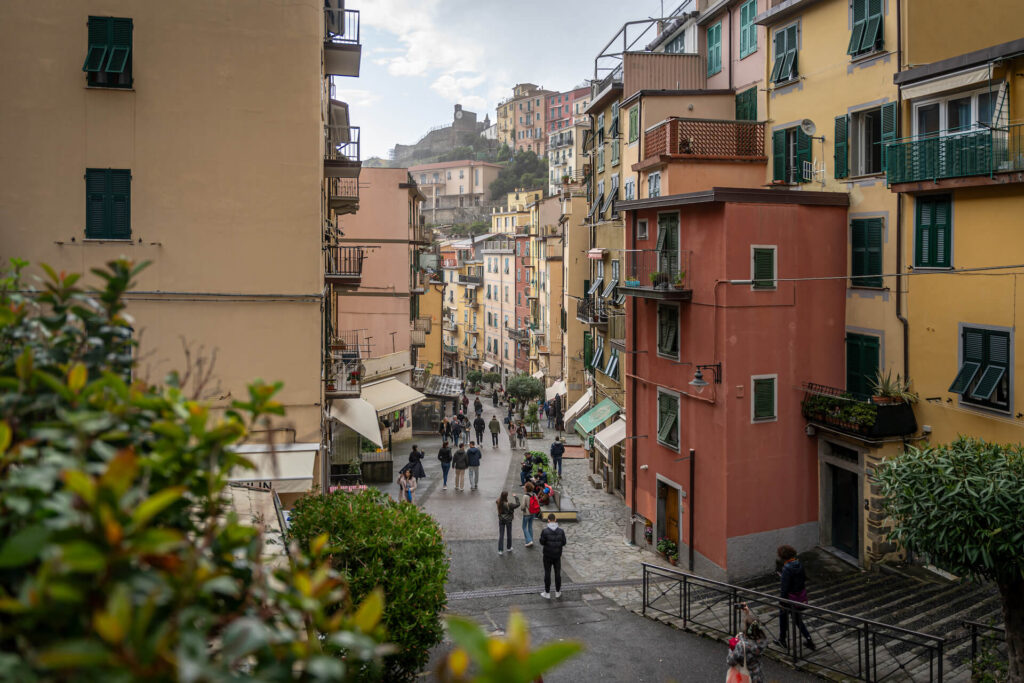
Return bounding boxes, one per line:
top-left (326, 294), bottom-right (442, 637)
top-left (344, 0), bottom-right (674, 161)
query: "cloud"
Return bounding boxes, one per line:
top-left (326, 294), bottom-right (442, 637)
top-left (338, 89), bottom-right (381, 107)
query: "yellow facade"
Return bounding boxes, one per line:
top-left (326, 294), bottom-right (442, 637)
top-left (417, 278), bottom-right (444, 376)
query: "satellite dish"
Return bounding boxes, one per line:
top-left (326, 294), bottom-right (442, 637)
top-left (800, 119), bottom-right (817, 136)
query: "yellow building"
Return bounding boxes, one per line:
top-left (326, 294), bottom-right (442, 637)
top-left (887, 6), bottom-right (1024, 451)
top-left (560, 187), bottom-right (591, 408)
top-left (415, 274), bottom-right (444, 378)
top-left (1, 0), bottom-right (364, 502)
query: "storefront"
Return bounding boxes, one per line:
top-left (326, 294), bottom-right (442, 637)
top-left (594, 416), bottom-right (627, 496)
top-left (573, 398), bottom-right (621, 476)
top-left (412, 375), bottom-right (464, 434)
top-left (227, 442), bottom-right (320, 508)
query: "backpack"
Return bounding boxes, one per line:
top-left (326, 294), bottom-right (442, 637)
top-left (528, 494), bottom-right (541, 515)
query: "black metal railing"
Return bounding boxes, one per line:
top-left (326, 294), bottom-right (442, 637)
top-left (642, 563), bottom-right (946, 682)
top-left (801, 382), bottom-right (917, 440)
top-left (324, 7), bottom-right (360, 45)
top-left (576, 297), bottom-right (608, 325)
top-left (325, 245), bottom-right (365, 279)
top-left (623, 249), bottom-right (691, 290)
top-left (458, 274), bottom-right (482, 285)
top-left (325, 125), bottom-right (361, 164)
top-left (962, 620), bottom-right (1007, 677)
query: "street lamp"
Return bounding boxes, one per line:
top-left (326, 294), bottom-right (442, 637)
top-left (689, 363), bottom-right (721, 393)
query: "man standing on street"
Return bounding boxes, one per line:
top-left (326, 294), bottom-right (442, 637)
top-left (550, 436), bottom-right (565, 477)
top-left (488, 414), bottom-right (501, 448)
top-left (452, 443), bottom-right (468, 492)
top-left (539, 513), bottom-right (567, 599)
top-left (473, 413), bottom-right (486, 445)
top-left (466, 440), bottom-right (482, 491)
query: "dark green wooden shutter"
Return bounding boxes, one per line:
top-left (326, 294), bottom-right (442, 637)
top-left (846, 334), bottom-right (879, 397)
top-left (83, 17), bottom-right (111, 71)
top-left (851, 219), bottom-right (882, 287)
top-left (860, 0), bottom-right (883, 53)
top-left (834, 115), bottom-right (849, 179)
top-left (972, 330), bottom-right (1009, 400)
top-left (583, 331), bottom-right (593, 368)
top-left (781, 25), bottom-right (798, 80)
top-left (847, 0), bottom-right (867, 55)
top-left (879, 101), bottom-right (897, 171)
top-left (772, 129), bottom-right (786, 181)
top-left (106, 18), bottom-right (132, 72)
top-left (796, 128), bottom-right (812, 182)
top-left (753, 248), bottom-right (775, 289)
top-left (85, 169), bottom-right (108, 238)
top-left (109, 170), bottom-right (131, 239)
top-left (753, 379), bottom-right (775, 419)
top-left (916, 196), bottom-right (951, 267)
top-left (736, 88), bottom-right (756, 121)
top-left (770, 29), bottom-right (784, 82)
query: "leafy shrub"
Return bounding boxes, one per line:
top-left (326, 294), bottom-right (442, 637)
top-left (800, 393), bottom-right (877, 428)
top-left (466, 370), bottom-right (483, 391)
top-left (0, 259), bottom-right (389, 681)
top-left (288, 488), bottom-right (450, 681)
top-left (506, 375), bottom-right (543, 418)
top-left (526, 450), bottom-right (558, 487)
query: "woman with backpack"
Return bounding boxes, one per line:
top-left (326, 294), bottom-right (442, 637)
top-left (496, 491), bottom-right (520, 555)
top-left (397, 469), bottom-right (417, 504)
top-left (522, 482), bottom-right (540, 547)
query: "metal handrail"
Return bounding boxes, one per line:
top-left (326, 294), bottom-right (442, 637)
top-left (962, 620), bottom-right (1007, 675)
top-left (325, 125), bottom-right (361, 164)
top-left (324, 7), bottom-right (360, 45)
top-left (642, 563), bottom-right (946, 682)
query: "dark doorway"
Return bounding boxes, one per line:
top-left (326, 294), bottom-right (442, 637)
top-left (830, 464), bottom-right (859, 558)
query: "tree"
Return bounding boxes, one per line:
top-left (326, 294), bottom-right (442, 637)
top-left (874, 438), bottom-right (1024, 681)
top-left (466, 370), bottom-right (483, 390)
top-left (0, 259), bottom-right (389, 681)
top-left (482, 372), bottom-right (501, 389)
top-left (490, 151), bottom-right (548, 200)
top-left (288, 489), bottom-right (449, 682)
top-left (505, 374), bottom-right (544, 418)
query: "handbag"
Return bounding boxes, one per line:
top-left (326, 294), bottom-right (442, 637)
top-left (787, 588), bottom-right (809, 611)
top-left (725, 636), bottom-right (751, 683)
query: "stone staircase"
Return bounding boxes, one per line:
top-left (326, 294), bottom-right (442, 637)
top-left (638, 550), bottom-right (1004, 682)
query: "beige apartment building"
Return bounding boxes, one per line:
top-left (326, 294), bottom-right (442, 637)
top-left (495, 83), bottom-right (554, 155)
top-left (409, 159), bottom-right (502, 227)
top-left (481, 240), bottom-right (516, 381)
top-left (1, 0), bottom-right (365, 501)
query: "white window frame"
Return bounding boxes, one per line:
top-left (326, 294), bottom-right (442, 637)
top-left (911, 86), bottom-right (1006, 138)
top-left (750, 373), bottom-right (779, 423)
top-left (636, 218), bottom-right (649, 240)
top-left (850, 106), bottom-right (884, 177)
top-left (750, 244), bottom-right (778, 291)
top-left (648, 172), bottom-right (662, 198)
top-left (656, 387), bottom-right (681, 451)
top-left (656, 303), bottom-right (680, 360)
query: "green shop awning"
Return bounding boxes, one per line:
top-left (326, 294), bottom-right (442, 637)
top-left (574, 398), bottom-right (621, 438)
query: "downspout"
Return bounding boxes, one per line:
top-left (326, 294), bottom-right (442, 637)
top-left (629, 213), bottom-right (639, 546)
top-left (895, 0), bottom-right (909, 379)
top-left (728, 4), bottom-right (734, 94)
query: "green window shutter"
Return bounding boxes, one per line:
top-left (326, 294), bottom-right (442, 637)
top-left (109, 170), bottom-right (131, 239)
top-left (948, 360), bottom-right (981, 394)
top-left (796, 128), bottom-right (812, 181)
top-left (83, 16), bottom-right (111, 72)
top-left (860, 0), bottom-right (883, 53)
top-left (739, 3), bottom-right (749, 56)
top-left (105, 18), bottom-right (133, 73)
top-left (770, 29), bottom-right (785, 82)
top-left (735, 88), bottom-right (756, 121)
top-left (879, 101), bottom-right (897, 171)
top-left (752, 248), bottom-right (775, 289)
top-left (629, 106), bottom-right (639, 143)
top-left (658, 394), bottom-right (678, 445)
top-left (85, 169), bottom-right (108, 238)
top-left (916, 196), bottom-right (951, 267)
top-left (845, 333), bottom-right (879, 397)
top-left (772, 129), bottom-right (786, 181)
top-left (739, 0), bottom-right (757, 58)
top-left (753, 379), bottom-right (775, 419)
top-left (847, 0), bottom-right (867, 55)
top-left (970, 330), bottom-right (1009, 400)
top-left (781, 25), bottom-right (798, 80)
top-left (851, 219), bottom-right (882, 287)
top-left (583, 331), bottom-right (593, 368)
top-left (834, 115), bottom-right (849, 179)
top-left (707, 23), bottom-right (721, 76)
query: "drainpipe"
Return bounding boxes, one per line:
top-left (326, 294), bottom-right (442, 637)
top-left (688, 448), bottom-right (695, 571)
top-left (629, 220), bottom-right (639, 546)
top-left (895, 0), bottom-right (909, 379)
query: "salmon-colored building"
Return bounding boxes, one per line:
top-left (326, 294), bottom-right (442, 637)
top-left (513, 233), bottom-right (532, 373)
top-left (619, 188), bottom-right (849, 580)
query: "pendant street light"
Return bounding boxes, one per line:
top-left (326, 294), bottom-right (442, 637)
top-left (689, 363), bottom-right (721, 393)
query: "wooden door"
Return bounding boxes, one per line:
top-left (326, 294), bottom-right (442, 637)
top-left (665, 486), bottom-right (680, 546)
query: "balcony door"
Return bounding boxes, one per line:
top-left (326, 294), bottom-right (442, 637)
top-left (656, 212), bottom-right (680, 281)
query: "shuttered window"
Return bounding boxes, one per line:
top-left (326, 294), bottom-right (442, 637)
top-left (915, 195), bottom-right (951, 268)
top-left (603, 348), bottom-right (619, 380)
top-left (85, 169), bottom-right (131, 240)
top-left (951, 327), bottom-right (1010, 411)
top-left (739, 0), bottom-right (758, 59)
top-left (752, 247), bottom-right (776, 289)
top-left (707, 22), bottom-right (722, 76)
top-left (83, 17), bottom-right (133, 88)
top-left (657, 391), bottom-right (680, 448)
top-left (851, 218), bottom-right (883, 287)
top-left (628, 106), bottom-right (640, 143)
top-left (879, 102), bottom-right (897, 171)
top-left (735, 87), bottom-right (757, 121)
top-left (847, 0), bottom-right (884, 57)
top-left (583, 331), bottom-right (593, 368)
top-left (773, 127), bottom-right (811, 183)
top-left (770, 24), bottom-right (798, 84)
top-left (834, 115), bottom-right (849, 179)
top-left (591, 339), bottom-right (604, 370)
top-left (752, 378), bottom-right (776, 421)
top-left (657, 304), bottom-right (679, 358)
top-left (846, 334), bottom-right (880, 398)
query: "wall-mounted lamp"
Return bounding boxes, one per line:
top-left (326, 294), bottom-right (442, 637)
top-left (689, 363), bottom-right (722, 393)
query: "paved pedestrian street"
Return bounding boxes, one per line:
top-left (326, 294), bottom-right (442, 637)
top-left (376, 396), bottom-right (817, 682)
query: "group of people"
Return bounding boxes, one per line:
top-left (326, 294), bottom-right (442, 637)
top-left (495, 487), bottom-right (566, 599)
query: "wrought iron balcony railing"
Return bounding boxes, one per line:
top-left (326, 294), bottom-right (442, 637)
top-left (324, 245), bottom-right (365, 285)
top-left (324, 6), bottom-right (360, 45)
top-left (458, 274), bottom-right (482, 285)
top-left (885, 123), bottom-right (1024, 185)
top-left (644, 118), bottom-right (766, 161)
top-left (324, 125), bottom-right (361, 177)
top-left (800, 382), bottom-right (917, 441)
top-left (620, 249), bottom-right (692, 301)
top-left (442, 343), bottom-right (458, 354)
top-left (326, 331), bottom-right (364, 399)
top-left (576, 297), bottom-right (609, 326)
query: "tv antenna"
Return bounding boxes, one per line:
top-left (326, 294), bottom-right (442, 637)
top-left (799, 119), bottom-right (827, 188)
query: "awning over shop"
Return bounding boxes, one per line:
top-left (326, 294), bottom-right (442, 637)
top-left (422, 375), bottom-right (463, 398)
top-left (532, 370), bottom-right (544, 379)
top-left (901, 64), bottom-right (992, 100)
top-left (574, 398), bottom-right (621, 438)
top-left (228, 443), bottom-right (319, 493)
top-left (594, 417), bottom-right (627, 456)
top-left (360, 378), bottom-right (426, 414)
top-left (328, 398), bottom-right (384, 448)
top-left (563, 388), bottom-right (593, 427)
top-left (482, 361), bottom-right (495, 371)
top-left (545, 379), bottom-right (567, 402)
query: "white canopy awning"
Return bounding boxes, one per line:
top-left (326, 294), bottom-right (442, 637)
top-left (545, 379), bottom-right (567, 402)
top-left (902, 64), bottom-right (992, 100)
top-left (563, 388), bottom-right (593, 426)
top-left (328, 398), bottom-right (383, 448)
top-left (594, 417), bottom-right (627, 456)
top-left (482, 361), bottom-right (496, 371)
top-left (532, 370), bottom-right (545, 379)
top-left (360, 378), bottom-right (426, 414)
top-left (228, 443), bottom-right (319, 493)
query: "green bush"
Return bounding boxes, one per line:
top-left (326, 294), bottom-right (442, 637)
top-left (0, 259), bottom-right (389, 681)
top-left (288, 488), bottom-right (450, 681)
top-left (526, 450), bottom-right (558, 487)
top-left (506, 375), bottom-right (543, 418)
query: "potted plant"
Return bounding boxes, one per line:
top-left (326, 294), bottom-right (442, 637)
top-left (561, 174), bottom-right (570, 184)
top-left (870, 369), bottom-right (919, 405)
top-left (656, 537), bottom-right (678, 559)
top-left (673, 271), bottom-right (687, 289)
top-left (668, 551), bottom-right (679, 566)
top-left (644, 525), bottom-right (653, 545)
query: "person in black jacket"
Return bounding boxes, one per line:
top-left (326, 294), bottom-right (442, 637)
top-left (437, 441), bottom-right (452, 490)
top-left (539, 513), bottom-right (567, 599)
top-left (473, 414), bottom-right (486, 444)
top-left (777, 545), bottom-right (815, 650)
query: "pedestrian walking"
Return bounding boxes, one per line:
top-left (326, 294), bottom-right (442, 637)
top-left (461, 394), bottom-right (469, 414)
top-left (546, 401), bottom-right (555, 429)
top-left (727, 604), bottom-right (768, 683)
top-left (549, 436), bottom-right (565, 477)
top-left (437, 441), bottom-right (452, 489)
top-left (451, 419), bottom-right (463, 449)
top-left (522, 482), bottom-right (540, 546)
top-left (473, 397), bottom-right (483, 417)
top-left (539, 513), bottom-right (566, 599)
top-left (466, 441), bottom-right (482, 490)
top-left (405, 445), bottom-right (426, 480)
top-left (777, 545), bottom-right (815, 651)
top-left (496, 491), bottom-right (520, 555)
top-left (488, 415), bottom-right (501, 448)
top-left (516, 421), bottom-right (527, 449)
top-left (473, 414), bottom-right (485, 444)
top-left (397, 469), bottom-right (417, 504)
top-left (452, 444), bottom-right (468, 491)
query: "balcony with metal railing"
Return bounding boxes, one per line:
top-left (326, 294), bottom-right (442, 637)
top-left (324, 245), bottom-right (365, 286)
top-left (620, 249), bottom-right (692, 301)
top-left (325, 330), bottom-right (364, 399)
top-left (576, 296), bottom-right (609, 327)
top-left (608, 313), bottom-right (626, 348)
top-left (800, 382), bottom-right (917, 442)
top-left (507, 326), bottom-right (530, 343)
top-left (324, 6), bottom-right (361, 77)
top-left (413, 316), bottom-right (432, 334)
top-left (640, 118), bottom-right (766, 168)
top-left (442, 318), bottom-right (457, 332)
top-left (410, 329), bottom-right (426, 348)
top-left (458, 273), bottom-right (482, 286)
top-left (442, 342), bottom-right (458, 355)
top-left (886, 123), bottom-right (1024, 188)
top-left (324, 125), bottom-right (361, 178)
top-left (329, 177), bottom-right (359, 215)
